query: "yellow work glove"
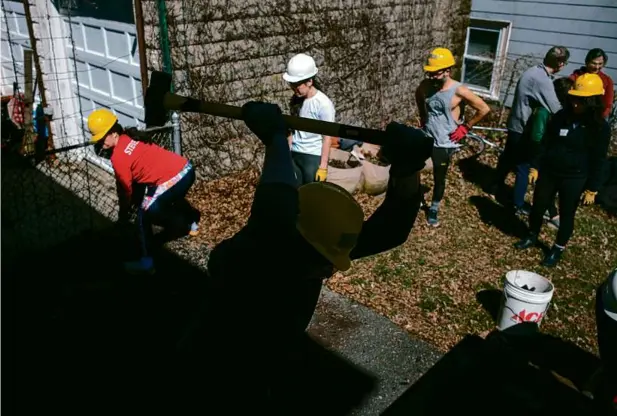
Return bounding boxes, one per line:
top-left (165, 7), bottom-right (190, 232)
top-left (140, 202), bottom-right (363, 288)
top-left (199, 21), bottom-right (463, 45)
top-left (528, 168), bottom-right (538, 185)
top-left (582, 190), bottom-right (597, 205)
top-left (315, 168), bottom-right (328, 182)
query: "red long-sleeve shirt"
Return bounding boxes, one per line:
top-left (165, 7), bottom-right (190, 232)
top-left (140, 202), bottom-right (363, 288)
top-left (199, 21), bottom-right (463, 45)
top-left (569, 68), bottom-right (614, 119)
top-left (111, 134), bottom-right (188, 202)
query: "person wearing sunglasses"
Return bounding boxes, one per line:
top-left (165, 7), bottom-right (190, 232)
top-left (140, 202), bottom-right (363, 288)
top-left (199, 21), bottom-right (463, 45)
top-left (415, 47), bottom-right (490, 227)
top-left (88, 109), bottom-right (201, 274)
top-left (515, 73), bottom-right (610, 266)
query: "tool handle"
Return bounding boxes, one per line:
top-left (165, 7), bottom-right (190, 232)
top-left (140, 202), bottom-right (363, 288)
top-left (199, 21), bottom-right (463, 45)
top-left (164, 93), bottom-right (389, 146)
top-left (25, 141), bottom-right (92, 159)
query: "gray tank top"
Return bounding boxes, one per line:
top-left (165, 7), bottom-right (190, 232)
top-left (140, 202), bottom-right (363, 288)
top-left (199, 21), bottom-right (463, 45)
top-left (424, 81), bottom-right (461, 148)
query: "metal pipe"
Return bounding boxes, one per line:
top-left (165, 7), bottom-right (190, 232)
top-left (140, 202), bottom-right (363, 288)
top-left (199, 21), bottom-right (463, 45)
top-left (472, 126), bottom-right (508, 132)
top-left (133, 0), bottom-right (149, 99)
top-left (171, 111), bottom-right (182, 155)
top-left (22, 0), bottom-right (55, 156)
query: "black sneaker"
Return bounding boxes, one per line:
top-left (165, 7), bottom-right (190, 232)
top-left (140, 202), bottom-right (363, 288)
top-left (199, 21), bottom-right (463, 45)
top-left (515, 202), bottom-right (532, 216)
top-left (542, 245), bottom-right (564, 267)
top-left (514, 234), bottom-right (538, 250)
top-left (427, 209), bottom-right (440, 227)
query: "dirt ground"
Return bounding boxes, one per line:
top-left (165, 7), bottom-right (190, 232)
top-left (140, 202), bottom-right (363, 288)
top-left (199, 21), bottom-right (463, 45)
top-left (184, 150), bottom-right (617, 355)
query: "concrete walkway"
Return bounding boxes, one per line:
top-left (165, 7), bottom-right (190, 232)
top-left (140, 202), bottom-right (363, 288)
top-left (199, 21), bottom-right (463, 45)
top-left (309, 288), bottom-right (442, 415)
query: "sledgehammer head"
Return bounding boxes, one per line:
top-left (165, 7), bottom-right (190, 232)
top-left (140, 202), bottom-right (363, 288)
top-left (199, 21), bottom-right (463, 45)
top-left (144, 71), bottom-right (173, 127)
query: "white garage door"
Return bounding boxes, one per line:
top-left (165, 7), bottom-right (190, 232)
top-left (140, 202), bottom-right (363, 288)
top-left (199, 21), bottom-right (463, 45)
top-left (0, 1), bottom-right (34, 96)
top-left (64, 14), bottom-right (144, 168)
top-left (67, 16), bottom-right (143, 125)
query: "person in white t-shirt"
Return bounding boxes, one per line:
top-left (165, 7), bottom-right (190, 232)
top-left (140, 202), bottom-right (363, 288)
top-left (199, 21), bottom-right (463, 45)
top-left (283, 53), bottom-right (336, 185)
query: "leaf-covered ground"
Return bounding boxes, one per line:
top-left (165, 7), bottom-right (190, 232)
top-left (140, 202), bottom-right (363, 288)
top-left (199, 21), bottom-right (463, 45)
top-left (185, 151), bottom-right (617, 355)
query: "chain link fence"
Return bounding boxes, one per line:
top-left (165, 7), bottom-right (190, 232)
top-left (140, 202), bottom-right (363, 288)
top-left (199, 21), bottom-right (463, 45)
top-left (1, 112), bottom-right (181, 261)
top-left (1, 0), bottom-right (184, 261)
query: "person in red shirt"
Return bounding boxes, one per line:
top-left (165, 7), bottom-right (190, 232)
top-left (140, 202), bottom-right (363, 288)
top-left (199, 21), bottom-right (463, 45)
top-left (570, 48), bottom-right (614, 120)
top-left (88, 108), bottom-right (200, 274)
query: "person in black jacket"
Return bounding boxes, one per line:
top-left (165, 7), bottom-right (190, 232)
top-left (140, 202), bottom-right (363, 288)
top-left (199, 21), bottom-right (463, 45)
top-left (181, 101), bottom-right (433, 411)
top-left (515, 73), bottom-right (611, 267)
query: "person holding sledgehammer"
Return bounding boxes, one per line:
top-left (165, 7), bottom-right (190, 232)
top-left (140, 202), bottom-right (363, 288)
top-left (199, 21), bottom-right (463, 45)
top-left (179, 101), bottom-right (433, 410)
top-left (87, 108), bottom-right (201, 274)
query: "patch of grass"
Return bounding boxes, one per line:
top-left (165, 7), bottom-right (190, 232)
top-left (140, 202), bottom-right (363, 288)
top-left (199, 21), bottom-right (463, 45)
top-left (327, 157), bottom-right (617, 354)
top-left (419, 286), bottom-right (454, 312)
top-left (372, 256), bottom-right (408, 282)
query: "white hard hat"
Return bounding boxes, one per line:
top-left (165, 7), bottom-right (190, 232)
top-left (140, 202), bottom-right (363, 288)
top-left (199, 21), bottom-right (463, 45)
top-left (602, 268), bottom-right (617, 322)
top-left (283, 53), bottom-right (318, 83)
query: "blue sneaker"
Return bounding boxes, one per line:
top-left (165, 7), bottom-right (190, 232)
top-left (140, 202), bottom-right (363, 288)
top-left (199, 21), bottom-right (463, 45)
top-left (189, 221), bottom-right (200, 237)
top-left (427, 208), bottom-right (440, 227)
top-left (124, 256), bottom-right (155, 275)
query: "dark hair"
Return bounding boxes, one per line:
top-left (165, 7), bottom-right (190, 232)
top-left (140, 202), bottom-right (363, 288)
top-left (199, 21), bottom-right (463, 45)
top-left (567, 94), bottom-right (605, 126)
top-left (585, 48), bottom-right (608, 65)
top-left (108, 122), bottom-right (153, 143)
top-left (95, 122), bottom-right (153, 158)
top-left (553, 77), bottom-right (574, 106)
top-left (289, 77), bottom-right (324, 135)
top-left (543, 46), bottom-right (570, 69)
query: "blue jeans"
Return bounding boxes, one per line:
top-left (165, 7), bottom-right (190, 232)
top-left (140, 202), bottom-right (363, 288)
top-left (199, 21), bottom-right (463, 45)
top-left (495, 130), bottom-right (529, 209)
top-left (339, 138), bottom-right (363, 151)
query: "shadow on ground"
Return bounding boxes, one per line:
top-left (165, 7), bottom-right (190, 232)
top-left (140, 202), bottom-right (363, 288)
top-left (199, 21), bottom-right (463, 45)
top-left (457, 156), bottom-right (514, 208)
top-left (468, 195), bottom-right (529, 239)
top-left (2, 159), bottom-right (377, 415)
top-left (382, 325), bottom-right (606, 415)
top-left (476, 288), bottom-right (503, 323)
top-left (4, 154), bottom-right (613, 415)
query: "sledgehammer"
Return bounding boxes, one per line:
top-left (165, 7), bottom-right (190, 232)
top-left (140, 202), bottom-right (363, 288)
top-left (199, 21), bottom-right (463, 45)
top-left (144, 71), bottom-right (389, 146)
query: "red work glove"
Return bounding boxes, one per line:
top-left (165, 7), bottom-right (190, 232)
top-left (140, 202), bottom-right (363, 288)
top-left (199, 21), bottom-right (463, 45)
top-left (449, 124), bottom-right (470, 143)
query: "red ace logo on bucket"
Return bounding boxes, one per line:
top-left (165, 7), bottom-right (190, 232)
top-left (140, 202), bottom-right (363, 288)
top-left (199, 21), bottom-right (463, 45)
top-left (511, 309), bottom-right (544, 324)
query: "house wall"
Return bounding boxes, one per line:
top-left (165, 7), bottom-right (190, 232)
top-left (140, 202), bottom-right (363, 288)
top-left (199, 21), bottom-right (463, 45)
top-left (471, 0), bottom-right (617, 106)
top-left (141, 0), bottom-right (473, 180)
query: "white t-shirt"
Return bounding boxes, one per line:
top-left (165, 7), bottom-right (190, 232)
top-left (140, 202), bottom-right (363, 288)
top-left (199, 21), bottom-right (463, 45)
top-left (291, 90), bottom-right (335, 156)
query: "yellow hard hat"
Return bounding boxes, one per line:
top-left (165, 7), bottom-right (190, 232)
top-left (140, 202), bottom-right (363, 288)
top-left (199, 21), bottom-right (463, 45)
top-left (568, 73), bottom-right (605, 97)
top-left (297, 182), bottom-right (364, 272)
top-left (88, 108), bottom-right (118, 143)
top-left (424, 47), bottom-right (456, 72)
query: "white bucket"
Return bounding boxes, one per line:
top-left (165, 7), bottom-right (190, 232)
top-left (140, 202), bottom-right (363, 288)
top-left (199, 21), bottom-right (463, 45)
top-left (496, 270), bottom-right (555, 331)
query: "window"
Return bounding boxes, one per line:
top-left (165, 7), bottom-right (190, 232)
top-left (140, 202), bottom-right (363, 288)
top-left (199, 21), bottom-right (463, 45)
top-left (462, 19), bottom-right (512, 100)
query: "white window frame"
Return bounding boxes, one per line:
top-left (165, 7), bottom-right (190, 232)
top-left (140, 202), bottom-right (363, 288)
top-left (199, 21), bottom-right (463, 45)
top-left (461, 18), bottom-right (512, 101)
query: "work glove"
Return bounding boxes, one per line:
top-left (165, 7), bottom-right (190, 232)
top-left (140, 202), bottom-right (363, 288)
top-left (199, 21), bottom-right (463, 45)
top-left (241, 101), bottom-right (287, 146)
top-left (449, 124), bottom-right (470, 143)
top-left (380, 122), bottom-right (433, 177)
top-left (582, 190), bottom-right (597, 205)
top-left (315, 167), bottom-right (327, 182)
top-left (528, 168), bottom-right (538, 185)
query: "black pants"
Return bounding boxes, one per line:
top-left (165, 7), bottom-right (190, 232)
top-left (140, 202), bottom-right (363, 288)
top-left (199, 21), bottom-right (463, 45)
top-left (431, 147), bottom-right (456, 204)
top-left (291, 151), bottom-right (321, 186)
top-left (529, 170), bottom-right (586, 247)
top-left (138, 166), bottom-right (199, 256)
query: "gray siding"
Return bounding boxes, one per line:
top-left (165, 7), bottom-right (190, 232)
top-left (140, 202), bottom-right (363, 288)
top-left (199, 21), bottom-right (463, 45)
top-left (471, 0), bottom-right (617, 106)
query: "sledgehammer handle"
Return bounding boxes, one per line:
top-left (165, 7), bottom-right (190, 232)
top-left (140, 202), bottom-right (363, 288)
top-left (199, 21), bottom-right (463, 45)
top-left (163, 93), bottom-right (388, 146)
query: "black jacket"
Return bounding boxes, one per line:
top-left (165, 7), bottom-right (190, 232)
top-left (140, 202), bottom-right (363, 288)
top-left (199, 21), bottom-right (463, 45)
top-left (538, 109), bottom-right (611, 192)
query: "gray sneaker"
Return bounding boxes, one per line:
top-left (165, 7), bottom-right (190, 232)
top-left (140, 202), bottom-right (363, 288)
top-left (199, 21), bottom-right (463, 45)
top-left (547, 216), bottom-right (560, 229)
top-left (427, 208), bottom-right (440, 227)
